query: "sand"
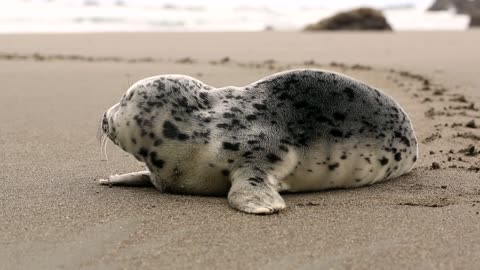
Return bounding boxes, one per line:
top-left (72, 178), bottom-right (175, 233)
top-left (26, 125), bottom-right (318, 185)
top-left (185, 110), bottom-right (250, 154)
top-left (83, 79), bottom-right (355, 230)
top-left (0, 31), bottom-right (479, 270)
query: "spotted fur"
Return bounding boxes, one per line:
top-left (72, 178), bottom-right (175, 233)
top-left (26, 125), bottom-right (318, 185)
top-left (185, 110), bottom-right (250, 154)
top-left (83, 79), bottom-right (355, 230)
top-left (100, 69), bottom-right (418, 214)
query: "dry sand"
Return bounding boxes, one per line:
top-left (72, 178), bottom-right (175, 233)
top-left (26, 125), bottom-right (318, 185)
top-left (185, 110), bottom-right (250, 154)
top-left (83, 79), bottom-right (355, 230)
top-left (0, 31), bottom-right (479, 269)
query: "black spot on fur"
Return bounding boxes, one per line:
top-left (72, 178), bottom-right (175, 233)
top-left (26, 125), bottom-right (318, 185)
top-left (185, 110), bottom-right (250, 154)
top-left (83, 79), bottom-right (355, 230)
top-left (330, 129), bottom-right (343, 137)
top-left (280, 139), bottom-right (292, 145)
top-left (223, 142), bottom-right (240, 151)
top-left (163, 121), bottom-right (189, 141)
top-left (344, 132), bottom-right (353, 139)
top-left (328, 163), bottom-right (339, 171)
top-left (266, 153), bottom-right (282, 163)
top-left (223, 112), bottom-right (235, 118)
top-left (278, 93), bottom-right (290, 100)
top-left (343, 87), bottom-right (355, 101)
top-left (246, 115), bottom-right (257, 121)
top-left (138, 147), bottom-right (148, 157)
top-left (253, 146), bottom-right (265, 151)
top-left (177, 134), bottom-right (189, 140)
top-left (333, 112), bottom-right (346, 121)
top-left (253, 104), bottom-right (267, 110)
top-left (413, 155), bottom-right (417, 162)
top-left (314, 115), bottom-right (334, 126)
top-left (216, 123), bottom-right (229, 129)
top-left (293, 100), bottom-right (308, 109)
top-left (231, 119), bottom-right (243, 127)
top-left (221, 169), bottom-right (230, 176)
top-left (149, 152), bottom-right (165, 168)
top-left (126, 91), bottom-right (135, 101)
top-left (247, 140), bottom-right (260, 145)
top-left (242, 151), bottom-right (254, 158)
top-left (394, 131), bottom-right (411, 147)
top-left (155, 80), bottom-right (165, 90)
top-left (379, 157), bottom-right (389, 166)
top-left (199, 92), bottom-right (208, 100)
top-left (394, 153), bottom-right (402, 161)
top-left (364, 157), bottom-right (371, 164)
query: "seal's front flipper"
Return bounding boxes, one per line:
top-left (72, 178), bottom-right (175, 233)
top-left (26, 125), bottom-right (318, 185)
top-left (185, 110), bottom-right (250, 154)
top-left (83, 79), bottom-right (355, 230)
top-left (98, 171), bottom-right (153, 187)
top-left (228, 170), bottom-right (286, 214)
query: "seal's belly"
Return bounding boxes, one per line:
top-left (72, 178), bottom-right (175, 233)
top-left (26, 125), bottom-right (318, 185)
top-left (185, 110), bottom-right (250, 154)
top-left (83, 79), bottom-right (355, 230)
top-left (281, 141), bottom-right (416, 192)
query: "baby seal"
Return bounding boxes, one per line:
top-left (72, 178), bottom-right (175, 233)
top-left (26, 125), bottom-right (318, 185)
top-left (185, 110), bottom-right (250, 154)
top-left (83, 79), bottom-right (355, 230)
top-left (99, 69), bottom-right (417, 214)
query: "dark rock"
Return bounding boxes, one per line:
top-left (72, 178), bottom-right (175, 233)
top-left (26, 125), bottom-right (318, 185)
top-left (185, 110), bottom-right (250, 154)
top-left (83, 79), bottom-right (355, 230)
top-left (304, 7), bottom-right (392, 31)
top-left (264, 25), bottom-right (275, 31)
top-left (470, 12), bottom-right (480, 27)
top-left (428, 0), bottom-right (480, 28)
top-left (428, 0), bottom-right (480, 14)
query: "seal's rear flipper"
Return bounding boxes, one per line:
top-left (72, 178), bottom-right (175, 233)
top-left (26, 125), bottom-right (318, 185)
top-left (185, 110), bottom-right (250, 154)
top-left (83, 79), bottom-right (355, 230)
top-left (227, 168), bottom-right (286, 214)
top-left (98, 171), bottom-right (153, 187)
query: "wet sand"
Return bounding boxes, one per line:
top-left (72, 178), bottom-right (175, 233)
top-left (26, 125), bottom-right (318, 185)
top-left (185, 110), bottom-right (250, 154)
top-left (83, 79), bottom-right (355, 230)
top-left (0, 31), bottom-right (479, 269)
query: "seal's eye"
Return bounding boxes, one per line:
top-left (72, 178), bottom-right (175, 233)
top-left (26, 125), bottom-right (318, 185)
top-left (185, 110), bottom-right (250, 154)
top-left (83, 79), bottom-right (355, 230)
top-left (102, 113), bottom-right (109, 134)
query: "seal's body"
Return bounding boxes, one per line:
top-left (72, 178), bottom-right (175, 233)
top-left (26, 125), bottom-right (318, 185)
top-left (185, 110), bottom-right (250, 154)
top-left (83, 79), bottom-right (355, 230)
top-left (100, 69), bottom-right (417, 214)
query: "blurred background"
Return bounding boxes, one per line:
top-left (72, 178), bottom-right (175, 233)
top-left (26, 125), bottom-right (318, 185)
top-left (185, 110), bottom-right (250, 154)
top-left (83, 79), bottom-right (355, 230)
top-left (2, 1), bottom-right (480, 270)
top-left (1, 0), bottom-right (479, 33)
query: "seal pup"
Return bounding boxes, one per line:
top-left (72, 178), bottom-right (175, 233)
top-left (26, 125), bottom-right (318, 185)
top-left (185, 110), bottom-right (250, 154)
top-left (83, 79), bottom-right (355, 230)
top-left (99, 69), bottom-right (418, 214)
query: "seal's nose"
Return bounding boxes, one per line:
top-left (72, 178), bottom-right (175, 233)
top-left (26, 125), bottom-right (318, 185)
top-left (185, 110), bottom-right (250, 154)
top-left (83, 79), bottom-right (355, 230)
top-left (101, 112), bottom-right (109, 134)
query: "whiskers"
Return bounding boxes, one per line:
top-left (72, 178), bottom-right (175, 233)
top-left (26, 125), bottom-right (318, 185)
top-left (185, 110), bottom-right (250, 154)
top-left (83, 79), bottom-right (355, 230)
top-left (96, 116), bottom-right (109, 161)
top-left (100, 134), bottom-right (109, 161)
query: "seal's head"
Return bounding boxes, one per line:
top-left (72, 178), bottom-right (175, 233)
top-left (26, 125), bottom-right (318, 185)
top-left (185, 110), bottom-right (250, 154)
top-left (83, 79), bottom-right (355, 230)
top-left (100, 100), bottom-right (138, 159)
top-left (99, 74), bottom-right (212, 162)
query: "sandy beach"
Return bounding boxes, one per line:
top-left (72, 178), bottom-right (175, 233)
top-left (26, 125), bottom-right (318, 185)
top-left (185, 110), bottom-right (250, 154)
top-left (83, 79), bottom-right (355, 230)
top-left (0, 31), bottom-right (479, 269)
